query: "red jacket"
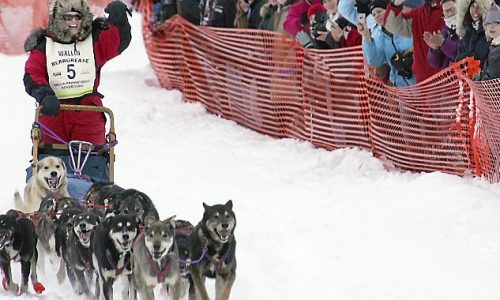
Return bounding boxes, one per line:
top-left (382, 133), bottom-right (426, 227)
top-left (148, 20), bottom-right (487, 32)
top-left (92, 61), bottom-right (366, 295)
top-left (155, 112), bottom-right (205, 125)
top-left (23, 18), bottom-right (131, 144)
top-left (384, 2), bottom-right (444, 83)
top-left (283, 0), bottom-right (322, 37)
top-left (24, 21), bottom-right (131, 106)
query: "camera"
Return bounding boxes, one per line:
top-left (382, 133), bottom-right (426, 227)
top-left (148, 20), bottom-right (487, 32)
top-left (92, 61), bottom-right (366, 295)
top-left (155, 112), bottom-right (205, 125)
top-left (390, 49), bottom-right (413, 79)
top-left (355, 0), bottom-right (371, 15)
top-left (311, 11), bottom-right (329, 38)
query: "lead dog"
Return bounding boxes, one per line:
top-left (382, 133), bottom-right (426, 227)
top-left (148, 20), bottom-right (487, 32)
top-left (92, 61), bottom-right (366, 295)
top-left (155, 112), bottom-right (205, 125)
top-left (189, 201), bottom-right (237, 300)
top-left (132, 216), bottom-right (181, 300)
top-left (14, 156), bottom-right (70, 213)
top-left (92, 214), bottom-right (139, 300)
top-left (61, 210), bottom-right (100, 296)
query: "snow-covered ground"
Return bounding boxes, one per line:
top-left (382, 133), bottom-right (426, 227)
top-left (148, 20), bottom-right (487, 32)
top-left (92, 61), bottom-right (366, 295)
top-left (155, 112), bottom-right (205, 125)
top-left (1, 13), bottom-right (500, 300)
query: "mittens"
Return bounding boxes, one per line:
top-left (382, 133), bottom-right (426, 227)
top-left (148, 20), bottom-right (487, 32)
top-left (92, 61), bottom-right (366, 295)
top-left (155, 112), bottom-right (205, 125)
top-left (40, 95), bottom-right (60, 116)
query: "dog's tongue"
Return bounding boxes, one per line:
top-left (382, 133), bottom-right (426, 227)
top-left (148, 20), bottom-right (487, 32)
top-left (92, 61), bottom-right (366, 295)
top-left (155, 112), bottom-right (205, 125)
top-left (218, 229), bottom-right (230, 241)
top-left (48, 177), bottom-right (60, 189)
top-left (81, 231), bottom-right (91, 242)
top-left (153, 252), bottom-right (162, 259)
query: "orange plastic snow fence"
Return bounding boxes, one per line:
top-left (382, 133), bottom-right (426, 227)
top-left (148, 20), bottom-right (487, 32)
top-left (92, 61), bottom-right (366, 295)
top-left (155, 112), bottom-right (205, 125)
top-left (141, 1), bottom-right (500, 182)
top-left (0, 0), bottom-right (110, 54)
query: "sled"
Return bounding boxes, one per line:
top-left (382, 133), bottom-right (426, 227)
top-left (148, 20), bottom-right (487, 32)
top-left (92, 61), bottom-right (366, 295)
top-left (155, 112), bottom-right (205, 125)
top-left (27, 104), bottom-right (117, 199)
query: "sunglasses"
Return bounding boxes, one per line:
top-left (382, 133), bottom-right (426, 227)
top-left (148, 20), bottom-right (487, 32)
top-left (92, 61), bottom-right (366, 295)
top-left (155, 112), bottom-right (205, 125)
top-left (62, 14), bottom-right (82, 21)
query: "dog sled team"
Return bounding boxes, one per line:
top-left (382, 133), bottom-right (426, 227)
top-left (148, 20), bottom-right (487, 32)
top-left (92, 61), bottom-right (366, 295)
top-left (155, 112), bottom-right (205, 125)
top-left (9, 0), bottom-right (237, 297)
top-left (3, 157), bottom-right (237, 300)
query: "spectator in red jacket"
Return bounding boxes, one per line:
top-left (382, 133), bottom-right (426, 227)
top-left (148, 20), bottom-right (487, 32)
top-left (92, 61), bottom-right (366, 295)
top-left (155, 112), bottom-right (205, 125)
top-left (24, 0), bottom-right (131, 145)
top-left (384, 0), bottom-right (445, 82)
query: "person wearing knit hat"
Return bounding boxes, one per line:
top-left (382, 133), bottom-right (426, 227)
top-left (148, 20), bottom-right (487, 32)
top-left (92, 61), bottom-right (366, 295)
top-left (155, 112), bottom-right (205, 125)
top-left (484, 2), bottom-right (500, 27)
top-left (308, 3), bottom-right (327, 18)
top-left (370, 0), bottom-right (390, 12)
top-left (24, 0), bottom-right (132, 145)
top-left (479, 3), bottom-right (500, 80)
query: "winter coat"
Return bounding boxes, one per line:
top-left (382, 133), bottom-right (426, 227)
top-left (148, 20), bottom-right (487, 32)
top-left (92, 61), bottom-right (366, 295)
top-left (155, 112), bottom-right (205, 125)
top-left (259, 3), bottom-right (278, 30)
top-left (180, 0), bottom-right (203, 25)
top-left (479, 42), bottom-right (500, 80)
top-left (283, 0), bottom-right (322, 37)
top-left (384, 1), bottom-right (444, 83)
top-left (363, 27), bottom-right (416, 86)
top-left (200, 0), bottom-right (237, 27)
top-left (456, 22), bottom-right (490, 67)
top-left (259, 0), bottom-right (298, 34)
top-left (275, 0), bottom-right (299, 37)
top-left (456, 0), bottom-right (492, 37)
top-left (248, 0), bottom-right (268, 28)
top-left (24, 10), bottom-right (131, 144)
top-left (338, 0), bottom-right (415, 86)
top-left (427, 26), bottom-right (460, 69)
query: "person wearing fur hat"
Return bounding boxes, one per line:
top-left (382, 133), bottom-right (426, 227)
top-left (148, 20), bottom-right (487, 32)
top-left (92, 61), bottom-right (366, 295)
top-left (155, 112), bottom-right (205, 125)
top-left (423, 0), bottom-right (460, 69)
top-left (455, 0), bottom-right (491, 67)
top-left (24, 0), bottom-right (132, 145)
top-left (478, 3), bottom-right (500, 80)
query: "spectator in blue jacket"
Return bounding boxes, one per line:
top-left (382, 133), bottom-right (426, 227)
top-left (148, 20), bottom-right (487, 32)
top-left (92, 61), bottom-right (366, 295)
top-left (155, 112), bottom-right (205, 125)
top-left (346, 0), bottom-right (416, 86)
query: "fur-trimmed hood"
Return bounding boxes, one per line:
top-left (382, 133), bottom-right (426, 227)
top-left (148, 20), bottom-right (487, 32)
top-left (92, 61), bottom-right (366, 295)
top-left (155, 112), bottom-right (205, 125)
top-left (47, 0), bottom-right (93, 43)
top-left (456, 0), bottom-right (492, 37)
top-left (24, 27), bottom-right (46, 52)
top-left (260, 3), bottom-right (278, 18)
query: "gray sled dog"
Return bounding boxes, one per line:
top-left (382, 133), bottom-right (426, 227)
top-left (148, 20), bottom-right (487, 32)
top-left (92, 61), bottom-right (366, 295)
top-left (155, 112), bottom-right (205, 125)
top-left (132, 216), bottom-right (182, 300)
top-left (14, 156), bottom-right (70, 213)
top-left (189, 200), bottom-right (237, 300)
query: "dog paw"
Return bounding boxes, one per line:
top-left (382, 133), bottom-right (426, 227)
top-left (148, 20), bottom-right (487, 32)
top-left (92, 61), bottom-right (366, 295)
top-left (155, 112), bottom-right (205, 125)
top-left (2, 278), bottom-right (19, 294)
top-left (56, 261), bottom-right (66, 284)
top-left (18, 283), bottom-right (29, 295)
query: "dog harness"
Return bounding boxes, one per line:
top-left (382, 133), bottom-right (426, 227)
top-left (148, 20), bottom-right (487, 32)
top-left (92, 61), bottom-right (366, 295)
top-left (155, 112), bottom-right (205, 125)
top-left (207, 246), bottom-right (231, 274)
top-left (147, 253), bottom-right (176, 283)
top-left (105, 249), bottom-right (131, 276)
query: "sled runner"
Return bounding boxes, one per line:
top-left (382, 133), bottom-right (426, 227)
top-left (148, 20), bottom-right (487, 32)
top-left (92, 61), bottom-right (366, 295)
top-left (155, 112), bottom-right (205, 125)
top-left (27, 104), bottom-right (117, 199)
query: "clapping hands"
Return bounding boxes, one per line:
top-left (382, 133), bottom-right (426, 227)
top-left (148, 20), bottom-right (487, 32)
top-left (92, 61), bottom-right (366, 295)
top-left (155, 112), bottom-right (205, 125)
top-left (423, 31), bottom-right (445, 50)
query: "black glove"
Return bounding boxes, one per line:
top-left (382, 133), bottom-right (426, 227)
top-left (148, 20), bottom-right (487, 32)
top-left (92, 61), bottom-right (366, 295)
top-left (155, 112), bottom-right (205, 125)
top-left (93, 17), bottom-right (109, 30)
top-left (300, 11), bottom-right (308, 25)
top-left (40, 95), bottom-right (60, 116)
top-left (105, 1), bottom-right (133, 19)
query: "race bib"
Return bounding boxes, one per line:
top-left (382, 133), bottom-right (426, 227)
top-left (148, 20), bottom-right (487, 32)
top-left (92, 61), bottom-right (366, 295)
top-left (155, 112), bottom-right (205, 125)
top-left (46, 37), bottom-right (96, 99)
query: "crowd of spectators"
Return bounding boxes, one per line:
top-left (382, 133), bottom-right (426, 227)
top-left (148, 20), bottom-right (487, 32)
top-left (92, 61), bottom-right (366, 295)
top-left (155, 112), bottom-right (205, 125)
top-left (151, 0), bottom-right (500, 82)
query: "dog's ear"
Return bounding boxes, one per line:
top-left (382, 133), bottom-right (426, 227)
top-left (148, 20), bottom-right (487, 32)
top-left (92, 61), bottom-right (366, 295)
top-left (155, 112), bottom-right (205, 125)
top-left (59, 158), bottom-right (66, 171)
top-left (225, 200), bottom-right (233, 209)
top-left (144, 215), bottom-right (156, 229)
top-left (36, 160), bottom-right (44, 173)
top-left (203, 202), bottom-right (210, 210)
top-left (164, 215), bottom-right (176, 228)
